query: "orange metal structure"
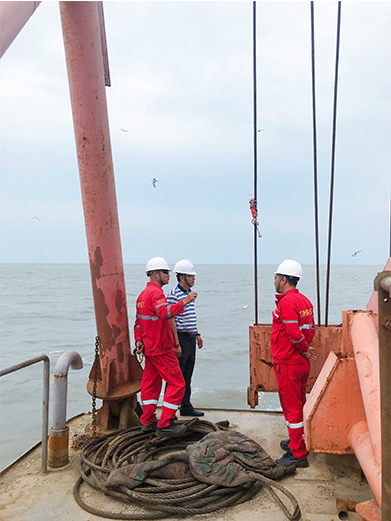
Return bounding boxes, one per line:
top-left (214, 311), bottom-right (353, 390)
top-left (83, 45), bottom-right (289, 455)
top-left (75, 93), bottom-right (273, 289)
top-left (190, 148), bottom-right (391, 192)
top-left (248, 323), bottom-right (343, 407)
top-left (248, 259), bottom-right (391, 520)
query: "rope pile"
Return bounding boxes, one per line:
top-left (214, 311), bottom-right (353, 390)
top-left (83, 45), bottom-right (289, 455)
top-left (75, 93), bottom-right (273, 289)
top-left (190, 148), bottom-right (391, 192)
top-left (74, 419), bottom-right (301, 520)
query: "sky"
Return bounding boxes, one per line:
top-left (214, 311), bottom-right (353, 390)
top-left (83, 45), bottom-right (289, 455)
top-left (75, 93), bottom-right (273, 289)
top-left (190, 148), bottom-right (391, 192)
top-left (0, 1), bottom-right (390, 266)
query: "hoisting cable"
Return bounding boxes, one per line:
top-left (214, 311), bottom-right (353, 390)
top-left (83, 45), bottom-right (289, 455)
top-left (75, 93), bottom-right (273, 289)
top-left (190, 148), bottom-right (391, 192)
top-left (310, 1), bottom-right (322, 328)
top-left (73, 419), bottom-right (301, 520)
top-left (251, 0), bottom-right (259, 326)
top-left (325, 1), bottom-right (342, 327)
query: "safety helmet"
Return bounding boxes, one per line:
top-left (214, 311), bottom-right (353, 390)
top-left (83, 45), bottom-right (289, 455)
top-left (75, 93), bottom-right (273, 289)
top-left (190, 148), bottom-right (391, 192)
top-left (145, 257), bottom-right (171, 273)
top-left (174, 259), bottom-right (197, 276)
top-left (274, 260), bottom-right (303, 279)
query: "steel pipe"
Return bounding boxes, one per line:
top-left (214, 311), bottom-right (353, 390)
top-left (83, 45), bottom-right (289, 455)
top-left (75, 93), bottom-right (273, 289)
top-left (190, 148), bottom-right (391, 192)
top-left (59, 1), bottom-right (137, 400)
top-left (349, 421), bottom-right (381, 506)
top-left (51, 351), bottom-right (83, 430)
top-left (0, 1), bottom-right (41, 59)
top-left (374, 269), bottom-right (391, 521)
top-left (350, 312), bottom-right (381, 465)
top-left (48, 351), bottom-right (82, 469)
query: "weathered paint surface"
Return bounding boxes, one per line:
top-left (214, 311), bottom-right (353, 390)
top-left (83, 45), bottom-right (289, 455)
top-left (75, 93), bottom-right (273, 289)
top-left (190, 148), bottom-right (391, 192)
top-left (248, 322), bottom-right (343, 408)
top-left (59, 2), bottom-right (142, 401)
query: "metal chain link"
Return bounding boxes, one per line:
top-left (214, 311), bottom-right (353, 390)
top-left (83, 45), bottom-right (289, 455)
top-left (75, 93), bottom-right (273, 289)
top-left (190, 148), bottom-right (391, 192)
top-left (91, 336), bottom-right (100, 439)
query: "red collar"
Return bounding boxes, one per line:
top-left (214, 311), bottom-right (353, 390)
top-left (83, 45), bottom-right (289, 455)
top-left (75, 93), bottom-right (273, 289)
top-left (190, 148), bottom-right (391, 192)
top-left (275, 288), bottom-right (299, 303)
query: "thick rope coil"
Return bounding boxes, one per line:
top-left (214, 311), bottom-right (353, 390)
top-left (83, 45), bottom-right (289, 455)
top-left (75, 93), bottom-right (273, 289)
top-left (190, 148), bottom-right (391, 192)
top-left (73, 419), bottom-right (301, 521)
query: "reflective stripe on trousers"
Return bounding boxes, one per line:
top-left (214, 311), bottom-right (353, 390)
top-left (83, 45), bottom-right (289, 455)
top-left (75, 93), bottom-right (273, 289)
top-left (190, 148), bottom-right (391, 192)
top-left (140, 351), bottom-right (185, 428)
top-left (274, 360), bottom-right (310, 459)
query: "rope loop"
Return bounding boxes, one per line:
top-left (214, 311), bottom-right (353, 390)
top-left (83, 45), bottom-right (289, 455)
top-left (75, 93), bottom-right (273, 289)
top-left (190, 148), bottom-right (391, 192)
top-left (73, 419), bottom-right (301, 520)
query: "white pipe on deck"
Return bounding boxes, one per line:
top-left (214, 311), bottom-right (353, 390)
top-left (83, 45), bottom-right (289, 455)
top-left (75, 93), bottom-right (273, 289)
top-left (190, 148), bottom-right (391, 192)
top-left (51, 351), bottom-right (83, 430)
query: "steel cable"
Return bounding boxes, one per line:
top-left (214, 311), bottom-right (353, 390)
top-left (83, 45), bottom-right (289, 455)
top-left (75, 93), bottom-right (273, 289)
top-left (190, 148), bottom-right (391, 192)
top-left (325, 1), bottom-right (342, 327)
top-left (310, 1), bottom-right (322, 327)
top-left (73, 419), bottom-right (301, 520)
top-left (252, 0), bottom-right (259, 325)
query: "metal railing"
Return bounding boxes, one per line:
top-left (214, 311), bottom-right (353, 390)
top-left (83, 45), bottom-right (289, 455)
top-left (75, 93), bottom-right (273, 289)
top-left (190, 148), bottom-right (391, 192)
top-left (0, 355), bottom-right (50, 473)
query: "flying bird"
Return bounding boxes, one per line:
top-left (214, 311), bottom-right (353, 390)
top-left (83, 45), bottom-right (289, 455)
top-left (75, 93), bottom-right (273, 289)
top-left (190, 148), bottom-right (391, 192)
top-left (258, 129), bottom-right (265, 132)
top-left (352, 250), bottom-right (362, 257)
top-left (121, 128), bottom-right (129, 132)
top-left (32, 216), bottom-right (40, 220)
top-left (152, 178), bottom-right (158, 188)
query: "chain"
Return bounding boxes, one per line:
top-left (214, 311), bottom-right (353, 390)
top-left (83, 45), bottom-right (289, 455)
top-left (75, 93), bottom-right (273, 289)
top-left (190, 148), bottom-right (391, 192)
top-left (91, 336), bottom-right (100, 439)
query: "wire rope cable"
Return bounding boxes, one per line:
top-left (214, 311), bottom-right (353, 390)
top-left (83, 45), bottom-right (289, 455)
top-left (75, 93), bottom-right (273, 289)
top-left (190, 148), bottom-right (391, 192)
top-left (325, 1), bottom-right (342, 327)
top-left (252, 0), bottom-right (259, 325)
top-left (310, 1), bottom-right (322, 327)
top-left (73, 419), bottom-right (301, 520)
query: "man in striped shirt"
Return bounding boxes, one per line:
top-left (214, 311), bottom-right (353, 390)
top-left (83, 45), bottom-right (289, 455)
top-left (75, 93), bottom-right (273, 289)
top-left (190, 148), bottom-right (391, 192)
top-left (167, 259), bottom-right (204, 417)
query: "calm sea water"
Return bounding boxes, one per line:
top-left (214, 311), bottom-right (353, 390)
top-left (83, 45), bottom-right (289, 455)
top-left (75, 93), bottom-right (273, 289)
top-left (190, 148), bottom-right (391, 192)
top-left (0, 263), bottom-right (382, 470)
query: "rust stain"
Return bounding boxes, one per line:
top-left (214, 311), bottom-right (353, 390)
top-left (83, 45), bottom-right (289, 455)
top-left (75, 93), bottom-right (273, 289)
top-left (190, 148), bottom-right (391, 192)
top-left (115, 289), bottom-right (122, 313)
top-left (54, 374), bottom-right (67, 380)
top-left (112, 324), bottom-right (121, 337)
top-left (260, 358), bottom-right (273, 368)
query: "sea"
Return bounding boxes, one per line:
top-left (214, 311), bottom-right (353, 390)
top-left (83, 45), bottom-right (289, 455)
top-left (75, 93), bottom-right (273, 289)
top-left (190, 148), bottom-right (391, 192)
top-left (0, 262), bottom-right (382, 470)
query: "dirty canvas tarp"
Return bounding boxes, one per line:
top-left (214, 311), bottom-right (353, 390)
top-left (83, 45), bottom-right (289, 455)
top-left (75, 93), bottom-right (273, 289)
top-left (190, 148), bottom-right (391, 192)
top-left (106, 429), bottom-right (292, 490)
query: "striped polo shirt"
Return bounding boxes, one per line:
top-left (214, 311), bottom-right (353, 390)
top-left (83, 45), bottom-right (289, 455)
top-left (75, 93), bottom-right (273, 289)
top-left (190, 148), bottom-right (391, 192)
top-left (167, 284), bottom-right (198, 334)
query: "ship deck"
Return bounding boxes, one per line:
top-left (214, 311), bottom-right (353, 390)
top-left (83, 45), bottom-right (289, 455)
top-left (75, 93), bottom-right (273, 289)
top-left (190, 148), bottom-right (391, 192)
top-left (0, 409), bottom-right (374, 521)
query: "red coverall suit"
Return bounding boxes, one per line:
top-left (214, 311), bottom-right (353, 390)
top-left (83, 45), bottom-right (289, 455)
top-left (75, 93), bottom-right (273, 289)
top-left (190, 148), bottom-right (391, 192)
top-left (271, 288), bottom-right (315, 460)
top-left (134, 282), bottom-right (186, 428)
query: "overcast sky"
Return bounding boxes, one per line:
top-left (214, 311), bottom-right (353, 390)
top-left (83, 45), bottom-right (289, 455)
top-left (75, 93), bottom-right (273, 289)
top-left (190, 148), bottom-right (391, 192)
top-left (0, 1), bottom-right (390, 266)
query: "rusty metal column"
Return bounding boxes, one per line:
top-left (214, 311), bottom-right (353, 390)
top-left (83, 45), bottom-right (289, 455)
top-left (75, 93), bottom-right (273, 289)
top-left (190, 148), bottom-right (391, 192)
top-left (374, 269), bottom-right (391, 521)
top-left (59, 1), bottom-right (142, 431)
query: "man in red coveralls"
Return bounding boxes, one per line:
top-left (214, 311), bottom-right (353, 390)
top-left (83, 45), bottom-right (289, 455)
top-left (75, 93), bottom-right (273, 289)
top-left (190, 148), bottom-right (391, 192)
top-left (271, 260), bottom-right (316, 468)
top-left (134, 257), bottom-right (197, 437)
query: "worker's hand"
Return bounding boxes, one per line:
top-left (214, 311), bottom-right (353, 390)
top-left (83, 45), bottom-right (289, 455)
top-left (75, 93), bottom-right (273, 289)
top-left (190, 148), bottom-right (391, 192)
top-left (183, 291), bottom-right (197, 306)
top-left (197, 335), bottom-right (203, 349)
top-left (174, 344), bottom-right (182, 358)
top-left (300, 347), bottom-right (316, 361)
top-left (133, 341), bottom-right (144, 355)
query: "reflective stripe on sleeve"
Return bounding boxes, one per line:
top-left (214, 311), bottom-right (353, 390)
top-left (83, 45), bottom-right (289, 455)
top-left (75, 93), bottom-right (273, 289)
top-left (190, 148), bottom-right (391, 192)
top-left (135, 325), bottom-right (141, 329)
top-left (136, 314), bottom-right (159, 321)
top-left (291, 335), bottom-right (305, 343)
top-left (162, 401), bottom-right (179, 410)
top-left (155, 302), bottom-right (168, 311)
top-left (300, 324), bottom-right (314, 330)
top-left (283, 320), bottom-right (298, 324)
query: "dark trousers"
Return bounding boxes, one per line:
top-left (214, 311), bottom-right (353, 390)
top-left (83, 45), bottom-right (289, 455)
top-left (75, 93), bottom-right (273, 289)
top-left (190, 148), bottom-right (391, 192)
top-left (177, 331), bottom-right (196, 408)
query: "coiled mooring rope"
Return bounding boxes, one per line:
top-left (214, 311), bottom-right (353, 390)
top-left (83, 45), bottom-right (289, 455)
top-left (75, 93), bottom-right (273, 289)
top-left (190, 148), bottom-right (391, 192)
top-left (73, 419), bottom-right (301, 521)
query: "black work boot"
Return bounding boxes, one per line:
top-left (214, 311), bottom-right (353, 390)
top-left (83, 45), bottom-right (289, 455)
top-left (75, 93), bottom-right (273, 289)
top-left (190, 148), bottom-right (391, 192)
top-left (140, 419), bottom-right (158, 433)
top-left (275, 449), bottom-right (309, 468)
top-left (280, 439), bottom-right (290, 451)
top-left (180, 406), bottom-right (204, 417)
top-left (156, 419), bottom-right (186, 438)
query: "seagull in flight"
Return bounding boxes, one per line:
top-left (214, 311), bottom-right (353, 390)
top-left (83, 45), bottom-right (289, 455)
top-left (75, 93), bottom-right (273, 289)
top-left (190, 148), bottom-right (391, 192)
top-left (352, 250), bottom-right (362, 257)
top-left (32, 216), bottom-right (40, 220)
top-left (121, 128), bottom-right (129, 132)
top-left (258, 129), bottom-right (265, 132)
top-left (152, 178), bottom-right (158, 188)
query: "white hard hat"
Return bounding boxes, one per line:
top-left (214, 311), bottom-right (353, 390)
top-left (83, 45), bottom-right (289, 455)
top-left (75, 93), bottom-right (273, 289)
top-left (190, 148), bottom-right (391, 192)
top-left (174, 259), bottom-right (197, 276)
top-left (274, 259), bottom-right (303, 279)
top-left (145, 257), bottom-right (171, 273)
